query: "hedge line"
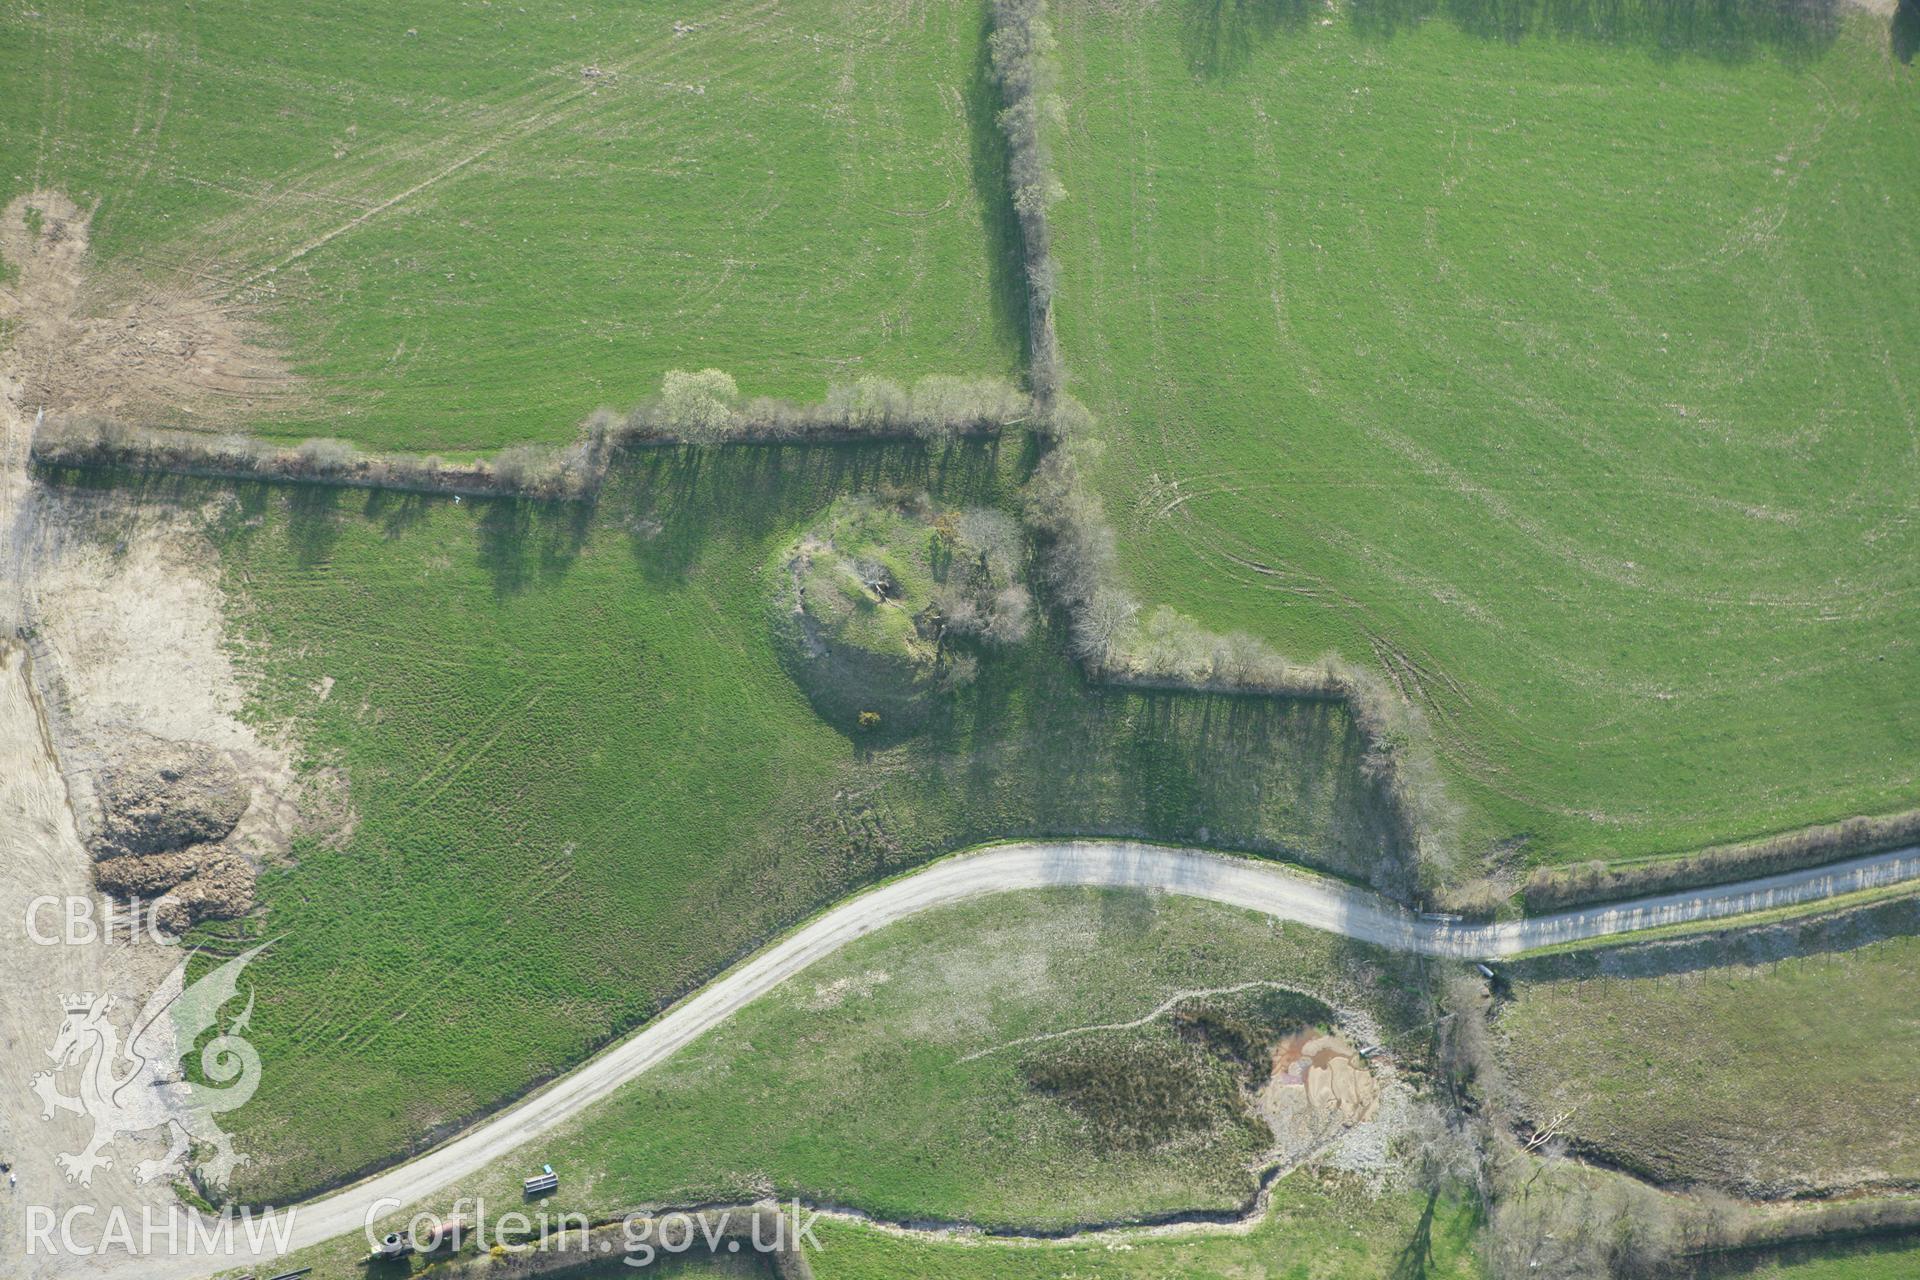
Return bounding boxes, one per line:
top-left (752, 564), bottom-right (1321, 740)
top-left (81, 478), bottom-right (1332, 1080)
top-left (984, 0), bottom-right (1453, 902)
top-left (1521, 808), bottom-right (1920, 914)
top-left (29, 372), bottom-right (1032, 501)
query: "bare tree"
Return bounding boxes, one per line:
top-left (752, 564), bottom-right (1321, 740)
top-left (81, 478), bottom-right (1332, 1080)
top-left (295, 437), bottom-right (359, 474)
top-left (982, 584), bottom-right (1033, 646)
top-left (1071, 587), bottom-right (1138, 663)
top-left (956, 508), bottom-right (1024, 584)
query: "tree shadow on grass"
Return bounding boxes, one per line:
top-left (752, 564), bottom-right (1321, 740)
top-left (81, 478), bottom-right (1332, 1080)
top-left (1347, 0), bottom-right (1841, 63)
top-left (473, 494), bottom-right (593, 597)
top-left (285, 483), bottom-right (342, 568)
top-left (889, 631), bottom-right (1403, 888)
top-left (358, 487), bottom-right (435, 541)
top-left (613, 438), bottom-right (1005, 583)
top-left (1390, 1188), bottom-right (1441, 1280)
top-left (1182, 0), bottom-right (1315, 78)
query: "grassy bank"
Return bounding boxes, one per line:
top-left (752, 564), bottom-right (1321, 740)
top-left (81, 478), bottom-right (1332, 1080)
top-left (803, 1182), bottom-right (1483, 1279)
top-left (1048, 1), bottom-right (1920, 869)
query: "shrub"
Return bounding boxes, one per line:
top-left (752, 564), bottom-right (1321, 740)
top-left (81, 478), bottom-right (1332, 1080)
top-left (1436, 974), bottom-right (1498, 1099)
top-left (1019, 1033), bottom-right (1233, 1148)
top-left (657, 368), bottom-right (740, 443)
top-left (982, 584), bottom-right (1032, 646)
top-left (937, 652), bottom-right (980, 693)
top-left (908, 374), bottom-right (1028, 438)
top-left (826, 376), bottom-right (910, 429)
top-left (1521, 807), bottom-right (1920, 913)
top-left (1022, 438), bottom-right (1117, 611)
top-left (614, 372), bottom-right (1028, 444)
top-left (955, 508), bottom-right (1024, 584)
top-left (987, 0), bottom-right (1068, 403)
top-left (489, 444), bottom-right (561, 492)
top-left (294, 437), bottom-right (359, 474)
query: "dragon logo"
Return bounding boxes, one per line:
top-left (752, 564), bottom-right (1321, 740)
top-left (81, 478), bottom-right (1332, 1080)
top-left (29, 944), bottom-right (269, 1190)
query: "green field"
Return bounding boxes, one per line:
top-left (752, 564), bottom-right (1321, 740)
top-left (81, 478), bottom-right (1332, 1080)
top-left (1049, 2), bottom-right (1920, 869)
top-left (0, 0), bottom-right (1021, 448)
top-left (1495, 933), bottom-right (1920, 1195)
top-left (91, 439), bottom-right (1396, 1202)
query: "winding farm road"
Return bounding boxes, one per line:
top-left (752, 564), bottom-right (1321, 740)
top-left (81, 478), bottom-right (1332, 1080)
top-left (65, 837), bottom-right (1920, 1280)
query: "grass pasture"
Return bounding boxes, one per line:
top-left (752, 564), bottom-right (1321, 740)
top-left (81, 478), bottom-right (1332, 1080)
top-left (75, 436), bottom-right (1400, 1202)
top-left (0, 0), bottom-right (1022, 448)
top-left (1701, 1238), bottom-right (1920, 1280)
top-left (1048, 1), bottom-right (1920, 869)
top-left (1495, 932), bottom-right (1920, 1195)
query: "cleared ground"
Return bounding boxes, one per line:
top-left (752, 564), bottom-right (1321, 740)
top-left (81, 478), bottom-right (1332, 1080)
top-left (0, 0), bottom-right (1023, 447)
top-left (1049, 2), bottom-right (1920, 868)
top-left (1496, 931), bottom-right (1920, 1195)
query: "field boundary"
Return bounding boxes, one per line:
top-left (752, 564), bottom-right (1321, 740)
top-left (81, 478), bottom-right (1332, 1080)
top-left (492, 1182), bottom-right (1920, 1269)
top-left (28, 372), bottom-right (1032, 503)
top-left (1521, 807), bottom-right (1920, 913)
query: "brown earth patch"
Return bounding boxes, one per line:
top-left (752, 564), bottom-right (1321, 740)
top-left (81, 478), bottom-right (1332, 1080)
top-left (1255, 1030), bottom-right (1382, 1157)
top-left (17, 480), bottom-right (312, 930)
top-left (0, 190), bottom-right (298, 428)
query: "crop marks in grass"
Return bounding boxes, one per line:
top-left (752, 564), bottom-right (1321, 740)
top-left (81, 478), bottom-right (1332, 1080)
top-left (1048, 4), bottom-right (1920, 870)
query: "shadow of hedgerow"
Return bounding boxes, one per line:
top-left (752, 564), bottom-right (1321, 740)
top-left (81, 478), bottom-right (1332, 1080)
top-left (1184, 0), bottom-right (1843, 75)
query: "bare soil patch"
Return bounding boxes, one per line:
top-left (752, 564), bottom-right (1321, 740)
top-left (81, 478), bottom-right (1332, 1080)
top-left (1255, 1029), bottom-right (1383, 1152)
top-left (17, 480), bottom-right (313, 927)
top-left (0, 190), bottom-right (297, 430)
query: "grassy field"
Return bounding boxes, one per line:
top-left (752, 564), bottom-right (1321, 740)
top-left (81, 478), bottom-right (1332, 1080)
top-left (1495, 933), bottom-right (1920, 1195)
top-left (0, 0), bottom-right (1022, 448)
top-left (400, 887), bottom-right (1436, 1230)
top-left (77, 438), bottom-right (1398, 1202)
top-left (1048, 2), bottom-right (1920, 869)
top-left (199, 887), bottom-right (1461, 1280)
